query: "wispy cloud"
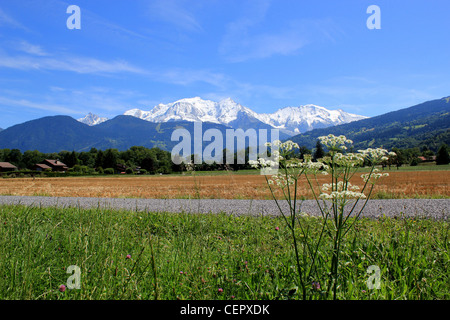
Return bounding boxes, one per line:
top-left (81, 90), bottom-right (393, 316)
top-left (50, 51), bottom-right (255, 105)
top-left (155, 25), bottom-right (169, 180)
top-left (0, 84), bottom-right (150, 119)
top-left (0, 7), bottom-right (29, 31)
top-left (219, 1), bottom-right (340, 63)
top-left (158, 68), bottom-right (228, 88)
top-left (147, 0), bottom-right (203, 32)
top-left (0, 96), bottom-right (76, 115)
top-left (15, 40), bottom-right (48, 56)
top-left (0, 50), bottom-right (146, 75)
top-left (220, 25), bottom-right (309, 63)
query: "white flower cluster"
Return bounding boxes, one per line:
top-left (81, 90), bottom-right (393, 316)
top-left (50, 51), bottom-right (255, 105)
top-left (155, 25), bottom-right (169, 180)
top-left (319, 134), bottom-right (353, 150)
top-left (319, 181), bottom-right (366, 201)
top-left (324, 152), bottom-right (364, 167)
top-left (267, 173), bottom-right (295, 188)
top-left (252, 135), bottom-right (394, 195)
top-left (358, 148), bottom-right (396, 163)
top-left (248, 158), bottom-right (279, 169)
top-left (319, 190), bottom-right (367, 201)
top-left (321, 181), bottom-right (360, 192)
top-left (265, 140), bottom-right (299, 153)
top-left (361, 168), bottom-right (389, 184)
top-left (304, 159), bottom-right (329, 173)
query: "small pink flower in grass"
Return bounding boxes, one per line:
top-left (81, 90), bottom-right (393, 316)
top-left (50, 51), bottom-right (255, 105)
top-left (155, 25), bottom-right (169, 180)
top-left (275, 227), bottom-right (280, 231)
top-left (126, 254), bottom-right (131, 259)
top-left (59, 284), bottom-right (66, 292)
top-left (218, 288), bottom-right (223, 293)
top-left (312, 281), bottom-right (321, 290)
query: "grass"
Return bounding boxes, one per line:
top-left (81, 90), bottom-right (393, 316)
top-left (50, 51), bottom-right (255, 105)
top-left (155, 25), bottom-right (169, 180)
top-left (0, 205), bottom-right (448, 300)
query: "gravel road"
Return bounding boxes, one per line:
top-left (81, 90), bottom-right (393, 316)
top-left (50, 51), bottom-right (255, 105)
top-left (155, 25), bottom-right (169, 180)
top-left (0, 195), bottom-right (448, 220)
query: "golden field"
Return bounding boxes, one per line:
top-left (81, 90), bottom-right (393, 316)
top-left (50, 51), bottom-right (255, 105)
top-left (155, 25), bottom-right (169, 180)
top-left (0, 170), bottom-right (449, 199)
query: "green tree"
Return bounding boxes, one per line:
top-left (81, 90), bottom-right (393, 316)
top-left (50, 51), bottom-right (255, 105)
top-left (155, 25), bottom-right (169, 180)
top-left (0, 149), bottom-right (9, 162)
top-left (65, 151), bottom-right (79, 168)
top-left (22, 150), bottom-right (45, 169)
top-left (298, 146), bottom-right (312, 160)
top-left (103, 149), bottom-right (118, 170)
top-left (313, 140), bottom-right (325, 161)
top-left (142, 156), bottom-right (156, 174)
top-left (6, 149), bottom-right (23, 168)
top-left (95, 150), bottom-right (105, 169)
top-left (391, 148), bottom-right (406, 169)
top-left (436, 144), bottom-right (450, 165)
top-left (78, 151), bottom-right (95, 168)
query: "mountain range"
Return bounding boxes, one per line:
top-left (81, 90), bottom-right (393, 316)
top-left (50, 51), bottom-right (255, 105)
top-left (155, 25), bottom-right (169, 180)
top-left (0, 96), bottom-right (448, 154)
top-left (291, 96), bottom-right (450, 151)
top-left (80, 97), bottom-right (367, 136)
top-left (0, 115), bottom-right (233, 153)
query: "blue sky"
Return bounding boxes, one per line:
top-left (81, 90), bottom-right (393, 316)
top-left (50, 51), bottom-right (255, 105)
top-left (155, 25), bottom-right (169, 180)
top-left (0, 0), bottom-right (449, 129)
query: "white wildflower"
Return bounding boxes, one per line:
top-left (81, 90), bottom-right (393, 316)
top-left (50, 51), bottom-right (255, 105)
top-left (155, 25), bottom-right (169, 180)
top-left (319, 134), bottom-right (353, 150)
top-left (319, 190), bottom-right (366, 201)
top-left (361, 170), bottom-right (389, 184)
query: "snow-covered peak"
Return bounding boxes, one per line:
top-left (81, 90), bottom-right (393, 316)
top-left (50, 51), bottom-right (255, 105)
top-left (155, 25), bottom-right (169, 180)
top-left (255, 104), bottom-right (368, 135)
top-left (123, 98), bottom-right (368, 136)
top-left (124, 97), bottom-right (254, 125)
top-left (77, 113), bottom-right (108, 126)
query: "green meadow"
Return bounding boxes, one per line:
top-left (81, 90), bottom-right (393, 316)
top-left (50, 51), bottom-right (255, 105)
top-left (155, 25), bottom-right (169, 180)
top-left (0, 205), bottom-right (448, 300)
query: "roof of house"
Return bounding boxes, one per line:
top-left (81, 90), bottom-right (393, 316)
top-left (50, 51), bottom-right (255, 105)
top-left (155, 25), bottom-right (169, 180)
top-left (0, 162), bottom-right (18, 169)
top-left (43, 159), bottom-right (68, 167)
top-left (35, 163), bottom-right (51, 169)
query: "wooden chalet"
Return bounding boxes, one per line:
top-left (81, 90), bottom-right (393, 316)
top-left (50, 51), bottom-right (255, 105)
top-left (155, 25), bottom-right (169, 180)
top-left (0, 162), bottom-right (18, 172)
top-left (38, 159), bottom-right (69, 172)
top-left (34, 163), bottom-right (52, 172)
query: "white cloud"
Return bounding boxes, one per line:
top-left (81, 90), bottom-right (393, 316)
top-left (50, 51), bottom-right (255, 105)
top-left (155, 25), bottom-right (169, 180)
top-left (158, 68), bottom-right (228, 88)
top-left (16, 41), bottom-right (48, 56)
top-left (0, 51), bottom-right (146, 75)
top-left (219, 0), bottom-right (340, 63)
top-left (147, 0), bottom-right (203, 32)
top-left (0, 7), bottom-right (29, 31)
top-left (0, 96), bottom-right (76, 114)
top-left (220, 26), bottom-right (308, 62)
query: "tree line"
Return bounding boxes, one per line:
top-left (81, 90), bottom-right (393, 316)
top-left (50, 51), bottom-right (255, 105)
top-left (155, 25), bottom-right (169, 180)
top-left (0, 147), bottom-right (176, 175)
top-left (0, 146), bottom-right (258, 175)
top-left (311, 142), bottom-right (450, 167)
top-left (0, 142), bottom-right (448, 176)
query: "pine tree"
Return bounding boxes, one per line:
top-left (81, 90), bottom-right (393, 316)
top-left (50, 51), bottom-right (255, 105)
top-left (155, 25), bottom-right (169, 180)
top-left (66, 150), bottom-right (79, 168)
top-left (313, 140), bottom-right (325, 161)
top-left (436, 144), bottom-right (450, 165)
top-left (95, 150), bottom-right (104, 169)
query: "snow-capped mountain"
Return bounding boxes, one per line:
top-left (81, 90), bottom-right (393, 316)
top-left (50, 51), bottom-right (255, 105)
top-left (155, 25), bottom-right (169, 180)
top-left (123, 97), bottom-right (368, 136)
top-left (256, 105), bottom-right (368, 135)
top-left (124, 97), bottom-right (258, 125)
top-left (77, 113), bottom-right (109, 126)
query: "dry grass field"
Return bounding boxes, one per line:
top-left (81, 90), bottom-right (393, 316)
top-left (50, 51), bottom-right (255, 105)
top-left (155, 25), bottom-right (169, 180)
top-left (0, 170), bottom-right (449, 200)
